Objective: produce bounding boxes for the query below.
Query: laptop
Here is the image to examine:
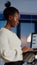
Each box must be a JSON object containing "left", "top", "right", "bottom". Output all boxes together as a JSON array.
[
  {"left": 31, "top": 33, "right": 37, "bottom": 52},
  {"left": 23, "top": 33, "right": 37, "bottom": 62}
]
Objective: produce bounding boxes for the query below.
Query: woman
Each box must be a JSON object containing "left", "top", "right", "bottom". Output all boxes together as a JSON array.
[
  {"left": 0, "top": 1, "right": 33, "bottom": 65},
  {"left": 0, "top": 1, "right": 23, "bottom": 65}
]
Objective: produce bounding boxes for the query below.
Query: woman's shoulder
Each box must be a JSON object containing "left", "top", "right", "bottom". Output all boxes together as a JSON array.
[{"left": 0, "top": 28, "right": 10, "bottom": 36}]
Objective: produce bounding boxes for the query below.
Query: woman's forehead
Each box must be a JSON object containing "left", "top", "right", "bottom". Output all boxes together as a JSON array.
[{"left": 14, "top": 12, "right": 20, "bottom": 17}]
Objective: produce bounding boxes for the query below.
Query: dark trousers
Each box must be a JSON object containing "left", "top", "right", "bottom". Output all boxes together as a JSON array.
[{"left": 4, "top": 61, "right": 24, "bottom": 65}]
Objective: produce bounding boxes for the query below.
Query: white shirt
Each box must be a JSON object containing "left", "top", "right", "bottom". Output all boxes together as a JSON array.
[{"left": 0, "top": 28, "right": 23, "bottom": 62}]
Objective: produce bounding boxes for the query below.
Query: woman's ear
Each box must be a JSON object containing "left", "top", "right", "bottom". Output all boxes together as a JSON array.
[{"left": 8, "top": 16, "right": 13, "bottom": 20}]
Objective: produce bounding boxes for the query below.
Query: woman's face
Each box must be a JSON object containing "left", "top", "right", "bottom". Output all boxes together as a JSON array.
[{"left": 8, "top": 12, "right": 20, "bottom": 27}]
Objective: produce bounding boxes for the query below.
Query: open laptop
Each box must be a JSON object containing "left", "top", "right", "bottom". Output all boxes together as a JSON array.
[
  {"left": 23, "top": 33, "right": 37, "bottom": 62},
  {"left": 31, "top": 33, "right": 37, "bottom": 51}
]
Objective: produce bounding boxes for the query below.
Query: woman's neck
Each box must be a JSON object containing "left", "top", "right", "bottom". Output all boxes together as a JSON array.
[{"left": 5, "top": 22, "right": 11, "bottom": 30}]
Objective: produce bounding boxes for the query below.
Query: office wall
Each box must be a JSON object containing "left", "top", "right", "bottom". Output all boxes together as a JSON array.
[{"left": 0, "top": 0, "right": 37, "bottom": 14}]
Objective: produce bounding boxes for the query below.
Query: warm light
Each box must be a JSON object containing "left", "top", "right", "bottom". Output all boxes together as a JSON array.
[
  {"left": 35, "top": 55, "right": 37, "bottom": 59},
  {"left": 27, "top": 34, "right": 31, "bottom": 43}
]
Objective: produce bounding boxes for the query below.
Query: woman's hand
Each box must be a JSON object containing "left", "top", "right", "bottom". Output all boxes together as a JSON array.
[{"left": 22, "top": 46, "right": 33, "bottom": 53}]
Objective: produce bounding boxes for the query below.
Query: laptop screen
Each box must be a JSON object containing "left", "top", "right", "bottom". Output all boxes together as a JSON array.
[{"left": 31, "top": 33, "right": 37, "bottom": 49}]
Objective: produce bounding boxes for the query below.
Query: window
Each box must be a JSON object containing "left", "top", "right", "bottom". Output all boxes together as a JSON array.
[{"left": 20, "top": 23, "right": 35, "bottom": 48}]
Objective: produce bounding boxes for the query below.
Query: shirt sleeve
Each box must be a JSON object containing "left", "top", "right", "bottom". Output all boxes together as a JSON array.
[{"left": 0, "top": 31, "right": 16, "bottom": 61}]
